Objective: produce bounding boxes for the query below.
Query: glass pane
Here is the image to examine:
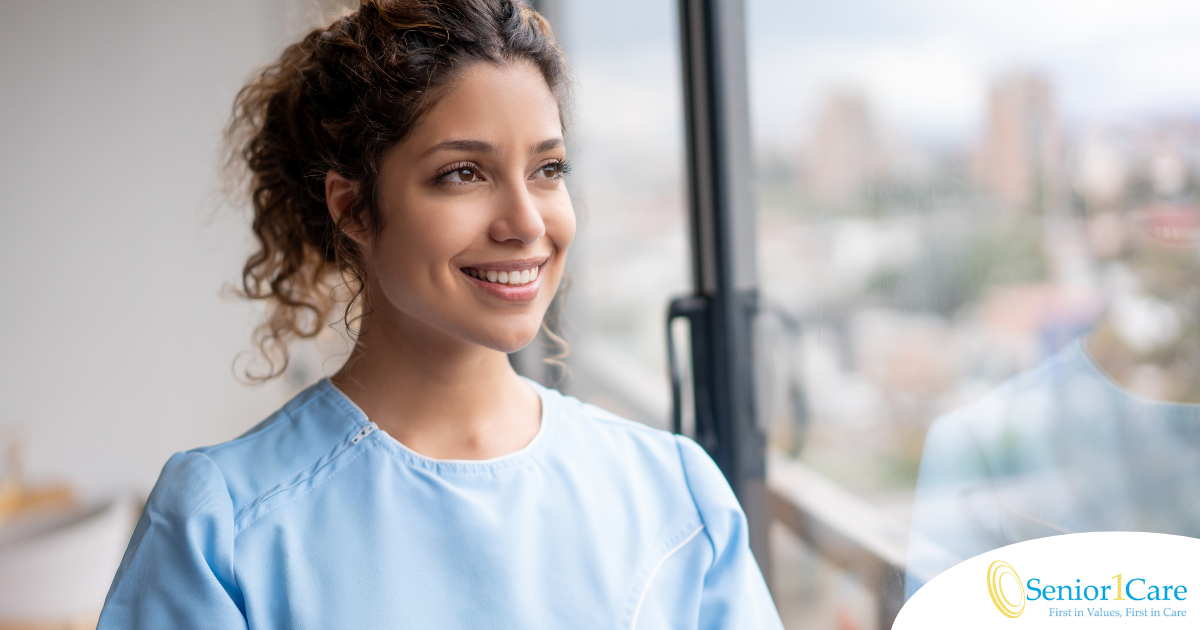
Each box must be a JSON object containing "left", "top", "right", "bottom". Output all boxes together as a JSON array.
[
  {"left": 746, "top": 0, "right": 1200, "bottom": 625},
  {"left": 550, "top": 0, "right": 689, "bottom": 428}
]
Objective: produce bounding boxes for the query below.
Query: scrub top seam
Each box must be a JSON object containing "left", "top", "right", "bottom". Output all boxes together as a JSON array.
[
  {"left": 223, "top": 385, "right": 371, "bottom": 514},
  {"left": 230, "top": 415, "right": 347, "bottom": 515},
  {"left": 234, "top": 435, "right": 378, "bottom": 536},
  {"left": 627, "top": 523, "right": 706, "bottom": 630},
  {"left": 672, "top": 435, "right": 718, "bottom": 567}
]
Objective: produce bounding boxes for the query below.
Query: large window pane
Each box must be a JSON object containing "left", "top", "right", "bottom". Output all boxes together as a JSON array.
[
  {"left": 747, "top": 0, "right": 1200, "bottom": 626},
  {"left": 551, "top": 0, "right": 689, "bottom": 428}
]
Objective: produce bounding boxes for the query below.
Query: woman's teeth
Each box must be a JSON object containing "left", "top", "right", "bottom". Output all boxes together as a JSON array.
[{"left": 466, "top": 266, "right": 539, "bottom": 286}]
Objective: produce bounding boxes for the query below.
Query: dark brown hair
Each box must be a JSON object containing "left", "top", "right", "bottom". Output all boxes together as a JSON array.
[{"left": 227, "top": 0, "right": 567, "bottom": 380}]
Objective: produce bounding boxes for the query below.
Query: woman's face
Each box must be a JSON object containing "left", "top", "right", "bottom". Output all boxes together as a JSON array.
[{"left": 359, "top": 61, "right": 574, "bottom": 353}]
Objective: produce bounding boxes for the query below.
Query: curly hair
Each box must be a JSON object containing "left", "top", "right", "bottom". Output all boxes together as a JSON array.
[{"left": 226, "top": 0, "right": 567, "bottom": 381}]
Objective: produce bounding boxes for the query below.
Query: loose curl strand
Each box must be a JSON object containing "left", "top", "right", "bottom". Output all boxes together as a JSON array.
[{"left": 225, "top": 0, "right": 567, "bottom": 381}]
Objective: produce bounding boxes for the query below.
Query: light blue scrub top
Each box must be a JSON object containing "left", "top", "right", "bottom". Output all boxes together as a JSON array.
[{"left": 98, "top": 379, "right": 783, "bottom": 629}]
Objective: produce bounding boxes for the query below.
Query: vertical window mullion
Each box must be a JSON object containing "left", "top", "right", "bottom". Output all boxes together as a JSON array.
[{"left": 674, "top": 0, "right": 768, "bottom": 576}]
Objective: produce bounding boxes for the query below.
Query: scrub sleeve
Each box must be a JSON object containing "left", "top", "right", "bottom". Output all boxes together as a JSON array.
[
  {"left": 99, "top": 452, "right": 247, "bottom": 629},
  {"left": 677, "top": 436, "right": 783, "bottom": 630}
]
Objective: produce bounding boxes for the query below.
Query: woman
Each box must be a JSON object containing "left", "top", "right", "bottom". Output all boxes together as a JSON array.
[{"left": 98, "top": 1, "right": 782, "bottom": 628}]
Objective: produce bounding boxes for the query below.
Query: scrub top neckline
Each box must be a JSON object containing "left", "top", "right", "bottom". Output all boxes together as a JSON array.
[
  {"left": 1075, "top": 337, "right": 1200, "bottom": 411},
  {"left": 321, "top": 376, "right": 553, "bottom": 472}
]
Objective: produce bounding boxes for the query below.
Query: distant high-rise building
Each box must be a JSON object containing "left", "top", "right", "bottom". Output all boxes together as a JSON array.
[
  {"left": 977, "top": 73, "right": 1065, "bottom": 212},
  {"left": 804, "top": 91, "right": 884, "bottom": 203}
]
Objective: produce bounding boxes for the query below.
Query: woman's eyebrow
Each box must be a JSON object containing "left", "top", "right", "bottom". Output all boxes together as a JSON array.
[
  {"left": 422, "top": 139, "right": 498, "bottom": 157},
  {"left": 530, "top": 138, "right": 564, "bottom": 154},
  {"left": 421, "top": 138, "right": 563, "bottom": 158}
]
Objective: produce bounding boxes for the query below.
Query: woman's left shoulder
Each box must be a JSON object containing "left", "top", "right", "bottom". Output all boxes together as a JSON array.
[
  {"left": 542, "top": 386, "right": 677, "bottom": 458},
  {"left": 539, "top": 386, "right": 739, "bottom": 513}
]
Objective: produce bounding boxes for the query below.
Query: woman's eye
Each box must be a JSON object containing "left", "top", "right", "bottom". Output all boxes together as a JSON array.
[
  {"left": 535, "top": 163, "right": 563, "bottom": 179},
  {"left": 446, "top": 167, "right": 479, "bottom": 183}
]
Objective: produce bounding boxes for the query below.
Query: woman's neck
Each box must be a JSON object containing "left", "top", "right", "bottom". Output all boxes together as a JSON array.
[
  {"left": 330, "top": 307, "right": 542, "bottom": 460},
  {"left": 1086, "top": 318, "right": 1200, "bottom": 404}
]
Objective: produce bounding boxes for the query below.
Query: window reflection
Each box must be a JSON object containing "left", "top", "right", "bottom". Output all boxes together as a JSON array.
[
  {"left": 747, "top": 0, "right": 1200, "bottom": 623},
  {"left": 907, "top": 123, "right": 1200, "bottom": 596}
]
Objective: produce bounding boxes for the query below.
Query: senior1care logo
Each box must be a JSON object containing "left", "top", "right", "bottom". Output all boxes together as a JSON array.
[
  {"left": 988, "top": 561, "right": 1026, "bottom": 618},
  {"left": 894, "top": 533, "right": 1200, "bottom": 629}
]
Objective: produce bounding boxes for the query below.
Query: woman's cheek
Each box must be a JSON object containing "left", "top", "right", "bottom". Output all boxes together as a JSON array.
[{"left": 547, "top": 200, "right": 577, "bottom": 250}]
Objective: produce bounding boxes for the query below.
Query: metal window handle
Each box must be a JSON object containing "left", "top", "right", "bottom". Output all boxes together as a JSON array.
[{"left": 666, "top": 295, "right": 710, "bottom": 437}]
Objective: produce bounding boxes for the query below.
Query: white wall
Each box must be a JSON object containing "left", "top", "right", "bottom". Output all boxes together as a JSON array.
[{"left": 0, "top": 0, "right": 350, "bottom": 496}]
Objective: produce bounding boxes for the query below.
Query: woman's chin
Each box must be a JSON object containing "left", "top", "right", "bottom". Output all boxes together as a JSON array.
[{"left": 466, "top": 325, "right": 543, "bottom": 355}]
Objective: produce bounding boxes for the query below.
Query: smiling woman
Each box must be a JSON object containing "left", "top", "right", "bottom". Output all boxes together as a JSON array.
[
  {"left": 94, "top": 1, "right": 782, "bottom": 628},
  {"left": 321, "top": 59, "right": 575, "bottom": 460}
]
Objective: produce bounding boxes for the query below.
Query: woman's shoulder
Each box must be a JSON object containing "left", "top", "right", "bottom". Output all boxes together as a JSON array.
[
  {"left": 539, "top": 384, "right": 681, "bottom": 465},
  {"left": 537, "top": 385, "right": 743, "bottom": 521},
  {"left": 150, "top": 379, "right": 368, "bottom": 522}
]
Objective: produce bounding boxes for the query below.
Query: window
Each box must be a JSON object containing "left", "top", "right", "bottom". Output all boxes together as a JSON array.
[
  {"left": 544, "top": 0, "right": 1200, "bottom": 627},
  {"left": 747, "top": 0, "right": 1200, "bottom": 627}
]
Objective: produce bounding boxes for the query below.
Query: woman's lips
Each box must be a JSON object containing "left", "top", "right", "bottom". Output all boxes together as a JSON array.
[{"left": 461, "top": 265, "right": 543, "bottom": 303}]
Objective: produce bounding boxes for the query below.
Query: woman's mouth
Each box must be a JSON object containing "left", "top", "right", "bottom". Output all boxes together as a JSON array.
[
  {"left": 459, "top": 262, "right": 545, "bottom": 303},
  {"left": 462, "top": 265, "right": 539, "bottom": 286}
]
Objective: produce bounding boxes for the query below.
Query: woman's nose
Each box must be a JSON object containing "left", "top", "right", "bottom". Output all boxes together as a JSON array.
[{"left": 489, "top": 181, "right": 546, "bottom": 247}]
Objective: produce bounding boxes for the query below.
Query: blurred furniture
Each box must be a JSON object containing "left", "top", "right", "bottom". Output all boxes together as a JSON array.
[
  {"left": 0, "top": 439, "right": 137, "bottom": 630},
  {"left": 0, "top": 495, "right": 136, "bottom": 630}
]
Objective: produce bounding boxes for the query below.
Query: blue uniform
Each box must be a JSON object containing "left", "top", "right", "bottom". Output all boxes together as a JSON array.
[{"left": 99, "top": 379, "right": 783, "bottom": 629}]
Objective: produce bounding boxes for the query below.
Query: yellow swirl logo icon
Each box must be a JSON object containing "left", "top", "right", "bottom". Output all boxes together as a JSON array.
[{"left": 988, "top": 560, "right": 1026, "bottom": 618}]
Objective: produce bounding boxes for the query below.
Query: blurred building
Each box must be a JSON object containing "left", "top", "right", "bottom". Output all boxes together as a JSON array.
[
  {"left": 976, "top": 73, "right": 1066, "bottom": 213},
  {"left": 804, "top": 91, "right": 885, "bottom": 203}
]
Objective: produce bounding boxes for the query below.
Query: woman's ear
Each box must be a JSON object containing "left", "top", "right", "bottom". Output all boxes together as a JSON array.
[{"left": 325, "top": 170, "right": 371, "bottom": 247}]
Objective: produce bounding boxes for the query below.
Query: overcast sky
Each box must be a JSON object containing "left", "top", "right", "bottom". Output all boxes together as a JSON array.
[
  {"left": 746, "top": 0, "right": 1200, "bottom": 148},
  {"left": 561, "top": 0, "right": 1200, "bottom": 153}
]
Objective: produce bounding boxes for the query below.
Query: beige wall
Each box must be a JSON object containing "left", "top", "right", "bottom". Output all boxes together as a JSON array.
[{"left": 0, "top": 0, "right": 352, "bottom": 496}]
